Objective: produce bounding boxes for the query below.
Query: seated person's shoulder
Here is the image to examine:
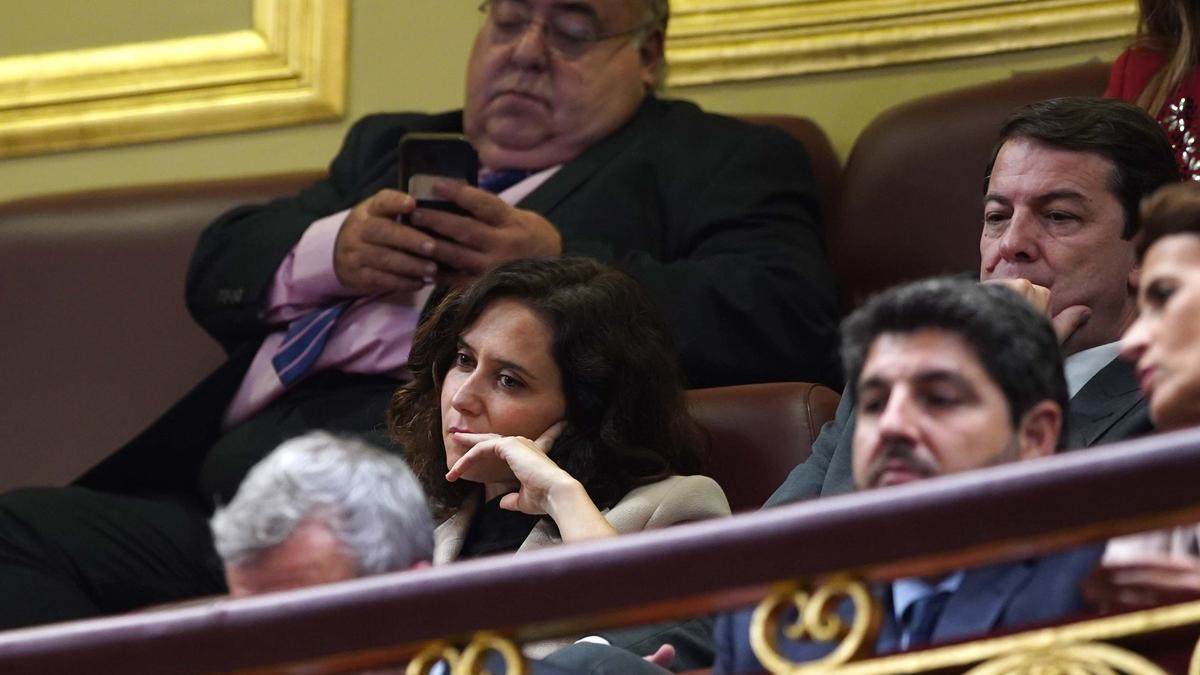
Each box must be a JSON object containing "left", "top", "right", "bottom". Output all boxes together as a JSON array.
[
  {"left": 1116, "top": 46, "right": 1169, "bottom": 70},
  {"left": 643, "top": 98, "right": 809, "bottom": 159},
  {"left": 336, "top": 110, "right": 466, "bottom": 162},
  {"left": 618, "top": 474, "right": 731, "bottom": 528}
]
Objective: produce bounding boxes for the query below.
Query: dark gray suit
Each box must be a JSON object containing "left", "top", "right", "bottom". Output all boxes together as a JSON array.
[{"left": 766, "top": 355, "right": 1151, "bottom": 505}]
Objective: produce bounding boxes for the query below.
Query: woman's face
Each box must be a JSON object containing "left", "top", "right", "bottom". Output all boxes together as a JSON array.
[
  {"left": 440, "top": 298, "right": 567, "bottom": 470},
  {"left": 1120, "top": 234, "right": 1200, "bottom": 430}
]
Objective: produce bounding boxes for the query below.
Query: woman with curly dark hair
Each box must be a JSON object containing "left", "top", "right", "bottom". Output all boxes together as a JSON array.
[{"left": 388, "top": 257, "right": 729, "bottom": 562}]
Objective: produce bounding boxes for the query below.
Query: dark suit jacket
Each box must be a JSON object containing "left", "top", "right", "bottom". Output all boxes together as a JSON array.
[
  {"left": 77, "top": 96, "right": 838, "bottom": 501},
  {"left": 711, "top": 545, "right": 1104, "bottom": 674},
  {"left": 766, "top": 355, "right": 1151, "bottom": 505}
]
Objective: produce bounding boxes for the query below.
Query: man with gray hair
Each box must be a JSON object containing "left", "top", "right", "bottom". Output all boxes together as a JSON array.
[{"left": 212, "top": 432, "right": 433, "bottom": 597}]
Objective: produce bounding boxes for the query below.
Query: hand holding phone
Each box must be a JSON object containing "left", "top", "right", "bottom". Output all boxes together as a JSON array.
[
  {"left": 395, "top": 132, "right": 561, "bottom": 285},
  {"left": 398, "top": 133, "right": 479, "bottom": 229},
  {"left": 333, "top": 189, "right": 430, "bottom": 293}
]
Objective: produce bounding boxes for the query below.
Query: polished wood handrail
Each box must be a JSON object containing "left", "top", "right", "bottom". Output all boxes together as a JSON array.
[{"left": 3, "top": 427, "right": 1200, "bottom": 674}]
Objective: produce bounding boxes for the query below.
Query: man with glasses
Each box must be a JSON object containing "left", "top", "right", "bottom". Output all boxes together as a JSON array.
[{"left": 0, "top": 0, "right": 836, "bottom": 630}]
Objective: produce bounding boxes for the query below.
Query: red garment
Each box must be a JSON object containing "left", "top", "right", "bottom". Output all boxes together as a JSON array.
[{"left": 1106, "top": 47, "right": 1200, "bottom": 180}]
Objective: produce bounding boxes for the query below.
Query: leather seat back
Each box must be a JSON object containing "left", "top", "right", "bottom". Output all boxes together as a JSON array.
[
  {"left": 0, "top": 172, "right": 322, "bottom": 490},
  {"left": 830, "top": 62, "right": 1111, "bottom": 310},
  {"left": 688, "top": 382, "right": 840, "bottom": 512}
]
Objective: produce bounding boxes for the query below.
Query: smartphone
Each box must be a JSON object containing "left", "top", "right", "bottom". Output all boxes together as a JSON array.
[{"left": 397, "top": 132, "right": 479, "bottom": 228}]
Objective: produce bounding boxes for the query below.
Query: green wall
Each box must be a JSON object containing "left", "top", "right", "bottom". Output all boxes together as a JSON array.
[{"left": 0, "top": 1, "right": 1125, "bottom": 203}]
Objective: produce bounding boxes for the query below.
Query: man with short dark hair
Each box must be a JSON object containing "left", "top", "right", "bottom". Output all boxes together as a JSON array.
[
  {"left": 551, "top": 278, "right": 1101, "bottom": 674},
  {"left": 0, "top": 0, "right": 837, "bottom": 630},
  {"left": 768, "top": 96, "right": 1177, "bottom": 503},
  {"left": 712, "top": 278, "right": 1100, "bottom": 673}
]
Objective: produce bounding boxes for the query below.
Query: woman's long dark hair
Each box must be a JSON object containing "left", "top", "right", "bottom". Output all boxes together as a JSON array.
[{"left": 387, "top": 257, "right": 702, "bottom": 517}]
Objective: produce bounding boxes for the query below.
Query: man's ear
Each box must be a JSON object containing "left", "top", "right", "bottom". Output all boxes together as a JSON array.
[
  {"left": 1129, "top": 259, "right": 1142, "bottom": 295},
  {"left": 638, "top": 28, "right": 665, "bottom": 90},
  {"left": 1016, "top": 400, "right": 1063, "bottom": 460}
]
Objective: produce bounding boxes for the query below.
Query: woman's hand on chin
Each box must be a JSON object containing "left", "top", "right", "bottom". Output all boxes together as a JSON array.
[
  {"left": 445, "top": 422, "right": 568, "bottom": 506},
  {"left": 446, "top": 423, "right": 617, "bottom": 542}
]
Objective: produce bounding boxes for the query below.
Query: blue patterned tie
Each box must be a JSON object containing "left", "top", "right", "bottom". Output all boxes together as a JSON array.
[{"left": 271, "top": 301, "right": 350, "bottom": 386}]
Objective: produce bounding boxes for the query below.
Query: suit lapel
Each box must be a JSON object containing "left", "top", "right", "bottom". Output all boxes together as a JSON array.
[
  {"left": 515, "top": 98, "right": 657, "bottom": 216},
  {"left": 874, "top": 586, "right": 902, "bottom": 654},
  {"left": 435, "top": 495, "right": 561, "bottom": 561},
  {"left": 517, "top": 519, "right": 561, "bottom": 552},
  {"left": 932, "top": 561, "right": 1033, "bottom": 643},
  {"left": 820, "top": 430, "right": 857, "bottom": 496},
  {"left": 1067, "top": 356, "right": 1146, "bottom": 449},
  {"left": 432, "top": 492, "right": 478, "bottom": 565}
]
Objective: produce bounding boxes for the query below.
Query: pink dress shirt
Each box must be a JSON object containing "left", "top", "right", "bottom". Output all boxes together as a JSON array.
[{"left": 222, "top": 166, "right": 561, "bottom": 429}]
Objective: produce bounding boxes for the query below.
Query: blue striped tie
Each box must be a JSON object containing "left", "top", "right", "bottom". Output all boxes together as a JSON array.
[{"left": 271, "top": 301, "right": 350, "bottom": 386}]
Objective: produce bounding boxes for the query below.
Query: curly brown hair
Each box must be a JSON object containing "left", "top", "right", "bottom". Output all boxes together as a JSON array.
[{"left": 387, "top": 257, "right": 703, "bottom": 517}]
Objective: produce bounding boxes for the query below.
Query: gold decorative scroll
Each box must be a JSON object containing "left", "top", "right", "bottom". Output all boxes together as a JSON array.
[
  {"left": 750, "top": 575, "right": 881, "bottom": 673},
  {"left": 664, "top": 0, "right": 1136, "bottom": 86},
  {"left": 0, "top": 0, "right": 347, "bottom": 158},
  {"left": 407, "top": 640, "right": 461, "bottom": 675},
  {"left": 405, "top": 631, "right": 527, "bottom": 675}
]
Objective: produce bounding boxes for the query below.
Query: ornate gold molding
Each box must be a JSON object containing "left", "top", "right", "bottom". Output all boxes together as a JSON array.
[
  {"left": 742, "top": 574, "right": 1200, "bottom": 675},
  {"left": 664, "top": 0, "right": 1136, "bottom": 86},
  {"left": 405, "top": 631, "right": 527, "bottom": 675},
  {"left": 0, "top": 0, "right": 347, "bottom": 158},
  {"left": 750, "top": 575, "right": 881, "bottom": 673}
]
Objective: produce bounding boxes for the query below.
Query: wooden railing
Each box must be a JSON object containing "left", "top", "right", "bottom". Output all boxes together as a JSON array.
[{"left": 4, "top": 427, "right": 1200, "bottom": 674}]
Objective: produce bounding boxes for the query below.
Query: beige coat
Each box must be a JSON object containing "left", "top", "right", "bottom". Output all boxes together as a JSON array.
[{"left": 432, "top": 474, "right": 730, "bottom": 565}]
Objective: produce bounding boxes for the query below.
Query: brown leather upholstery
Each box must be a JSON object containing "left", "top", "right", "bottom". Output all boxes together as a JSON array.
[
  {"left": 0, "top": 172, "right": 323, "bottom": 490},
  {"left": 830, "top": 62, "right": 1111, "bottom": 310},
  {"left": 688, "top": 382, "right": 840, "bottom": 512},
  {"left": 742, "top": 114, "right": 842, "bottom": 225}
]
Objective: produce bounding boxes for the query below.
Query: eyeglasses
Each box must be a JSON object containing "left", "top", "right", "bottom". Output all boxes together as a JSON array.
[{"left": 477, "top": 0, "right": 651, "bottom": 59}]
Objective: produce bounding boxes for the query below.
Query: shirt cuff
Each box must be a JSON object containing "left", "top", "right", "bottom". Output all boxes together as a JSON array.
[{"left": 289, "top": 209, "right": 353, "bottom": 299}]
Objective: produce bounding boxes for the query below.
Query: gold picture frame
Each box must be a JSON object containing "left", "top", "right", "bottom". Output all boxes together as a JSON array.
[
  {"left": 665, "top": 0, "right": 1136, "bottom": 87},
  {"left": 0, "top": 0, "right": 347, "bottom": 158}
]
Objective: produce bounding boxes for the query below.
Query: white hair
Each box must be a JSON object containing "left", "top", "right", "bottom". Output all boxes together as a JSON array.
[{"left": 211, "top": 432, "right": 433, "bottom": 575}]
